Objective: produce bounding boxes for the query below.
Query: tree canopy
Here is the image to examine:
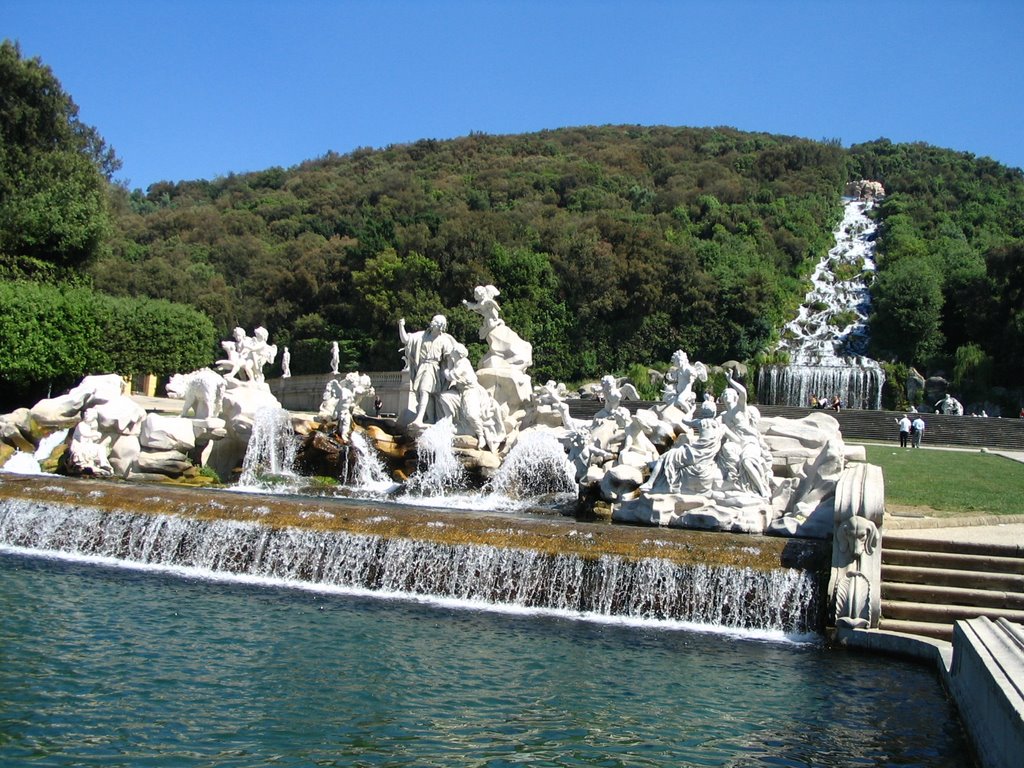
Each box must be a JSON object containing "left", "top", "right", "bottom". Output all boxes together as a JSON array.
[{"left": 0, "top": 40, "right": 119, "bottom": 274}]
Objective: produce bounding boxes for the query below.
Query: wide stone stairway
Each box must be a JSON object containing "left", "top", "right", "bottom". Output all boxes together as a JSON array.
[{"left": 879, "top": 534, "right": 1024, "bottom": 640}]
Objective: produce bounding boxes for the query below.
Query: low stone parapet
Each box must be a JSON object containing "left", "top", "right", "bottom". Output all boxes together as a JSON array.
[{"left": 948, "top": 617, "right": 1024, "bottom": 768}]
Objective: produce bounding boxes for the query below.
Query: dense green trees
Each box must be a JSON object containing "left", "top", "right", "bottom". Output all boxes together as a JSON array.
[
  {"left": 850, "top": 139, "right": 1024, "bottom": 389},
  {"left": 0, "top": 40, "right": 218, "bottom": 408},
  {"left": 0, "top": 281, "right": 215, "bottom": 405},
  {"left": 98, "top": 126, "right": 849, "bottom": 382},
  {"left": 0, "top": 40, "right": 118, "bottom": 274}
]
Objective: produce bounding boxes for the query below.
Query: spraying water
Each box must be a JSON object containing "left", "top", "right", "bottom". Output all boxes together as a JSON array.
[
  {"left": 238, "top": 407, "right": 298, "bottom": 487},
  {"left": 488, "top": 430, "right": 575, "bottom": 498},
  {"left": 404, "top": 418, "right": 468, "bottom": 496},
  {"left": 1, "top": 428, "right": 69, "bottom": 475}
]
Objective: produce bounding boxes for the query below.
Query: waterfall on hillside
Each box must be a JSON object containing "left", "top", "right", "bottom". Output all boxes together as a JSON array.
[
  {"left": 0, "top": 499, "right": 821, "bottom": 634},
  {"left": 238, "top": 407, "right": 298, "bottom": 486},
  {"left": 758, "top": 197, "right": 885, "bottom": 408}
]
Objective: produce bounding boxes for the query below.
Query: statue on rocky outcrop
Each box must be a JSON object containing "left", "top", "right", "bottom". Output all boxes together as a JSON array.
[
  {"left": 936, "top": 393, "right": 963, "bottom": 415},
  {"left": 319, "top": 372, "right": 375, "bottom": 436},
  {"left": 166, "top": 369, "right": 227, "bottom": 419},
  {"left": 66, "top": 407, "right": 114, "bottom": 477},
  {"left": 662, "top": 349, "right": 707, "bottom": 415},
  {"left": 463, "top": 285, "right": 532, "bottom": 371},
  {"left": 399, "top": 315, "right": 458, "bottom": 427},
  {"left": 441, "top": 343, "right": 505, "bottom": 452},
  {"left": 216, "top": 327, "right": 277, "bottom": 384}
]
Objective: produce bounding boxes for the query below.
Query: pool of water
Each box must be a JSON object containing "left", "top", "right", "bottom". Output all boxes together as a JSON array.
[{"left": 0, "top": 550, "right": 973, "bottom": 767}]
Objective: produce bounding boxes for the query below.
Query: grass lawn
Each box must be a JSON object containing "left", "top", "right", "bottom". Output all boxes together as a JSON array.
[{"left": 862, "top": 444, "right": 1024, "bottom": 518}]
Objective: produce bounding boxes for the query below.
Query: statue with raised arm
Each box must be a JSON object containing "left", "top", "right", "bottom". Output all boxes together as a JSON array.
[
  {"left": 717, "top": 369, "right": 772, "bottom": 498},
  {"left": 399, "top": 315, "right": 457, "bottom": 426},
  {"left": 662, "top": 349, "right": 707, "bottom": 416},
  {"left": 463, "top": 285, "right": 532, "bottom": 371}
]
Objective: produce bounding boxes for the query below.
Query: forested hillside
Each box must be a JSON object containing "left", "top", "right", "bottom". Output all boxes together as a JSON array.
[
  {"left": 94, "top": 126, "right": 850, "bottom": 380},
  {"left": 3, "top": 40, "right": 1023, "bottom": 407}
]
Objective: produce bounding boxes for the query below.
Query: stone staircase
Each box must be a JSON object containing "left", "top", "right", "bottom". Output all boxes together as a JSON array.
[{"left": 879, "top": 535, "right": 1024, "bottom": 640}]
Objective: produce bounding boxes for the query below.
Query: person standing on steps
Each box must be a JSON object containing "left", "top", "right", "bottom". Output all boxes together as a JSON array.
[
  {"left": 911, "top": 415, "right": 925, "bottom": 448},
  {"left": 896, "top": 414, "right": 911, "bottom": 448}
]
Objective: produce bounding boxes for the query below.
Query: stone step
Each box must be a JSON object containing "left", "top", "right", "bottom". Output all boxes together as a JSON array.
[
  {"left": 881, "top": 548, "right": 1024, "bottom": 574},
  {"left": 882, "top": 582, "right": 1024, "bottom": 611},
  {"left": 877, "top": 618, "right": 954, "bottom": 641},
  {"left": 881, "top": 599, "right": 1024, "bottom": 626},
  {"left": 883, "top": 536, "right": 1024, "bottom": 559},
  {"left": 881, "top": 564, "right": 1024, "bottom": 592}
]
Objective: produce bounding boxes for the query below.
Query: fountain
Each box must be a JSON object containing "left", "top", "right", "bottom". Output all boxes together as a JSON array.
[
  {"left": 236, "top": 406, "right": 298, "bottom": 487},
  {"left": 0, "top": 284, "right": 888, "bottom": 639},
  {"left": 757, "top": 185, "right": 886, "bottom": 408}
]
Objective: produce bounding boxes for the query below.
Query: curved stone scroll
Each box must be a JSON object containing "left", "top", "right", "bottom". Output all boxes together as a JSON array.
[{"left": 828, "top": 462, "right": 885, "bottom": 629}]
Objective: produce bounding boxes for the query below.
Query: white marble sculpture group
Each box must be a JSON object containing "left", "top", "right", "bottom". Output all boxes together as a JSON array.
[{"left": 0, "top": 285, "right": 877, "bottom": 547}]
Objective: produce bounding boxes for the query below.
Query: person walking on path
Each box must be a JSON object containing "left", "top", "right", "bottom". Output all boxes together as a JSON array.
[
  {"left": 911, "top": 415, "right": 925, "bottom": 448},
  {"left": 896, "top": 414, "right": 911, "bottom": 448}
]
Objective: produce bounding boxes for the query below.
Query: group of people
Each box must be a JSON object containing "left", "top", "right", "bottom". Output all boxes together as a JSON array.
[
  {"left": 809, "top": 394, "right": 842, "bottom": 411},
  {"left": 896, "top": 413, "right": 927, "bottom": 448}
]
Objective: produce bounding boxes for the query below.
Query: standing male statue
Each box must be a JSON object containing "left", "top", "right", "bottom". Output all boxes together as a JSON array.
[{"left": 399, "top": 315, "right": 457, "bottom": 427}]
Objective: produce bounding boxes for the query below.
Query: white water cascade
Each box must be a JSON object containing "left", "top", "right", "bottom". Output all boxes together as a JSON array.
[
  {"left": 758, "top": 198, "right": 885, "bottom": 408},
  {"left": 488, "top": 430, "right": 576, "bottom": 498},
  {"left": 404, "top": 418, "right": 468, "bottom": 496},
  {"left": 238, "top": 407, "right": 298, "bottom": 487},
  {"left": 0, "top": 498, "right": 821, "bottom": 634}
]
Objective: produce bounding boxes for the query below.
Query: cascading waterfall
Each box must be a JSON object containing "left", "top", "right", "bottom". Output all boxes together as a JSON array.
[
  {"left": 0, "top": 428, "right": 69, "bottom": 475},
  {"left": 758, "top": 197, "right": 885, "bottom": 408},
  {"left": 404, "top": 417, "right": 468, "bottom": 496},
  {"left": 341, "top": 430, "right": 392, "bottom": 488},
  {"left": 238, "top": 406, "right": 298, "bottom": 486},
  {"left": 0, "top": 498, "right": 820, "bottom": 634},
  {"left": 488, "top": 430, "right": 576, "bottom": 498}
]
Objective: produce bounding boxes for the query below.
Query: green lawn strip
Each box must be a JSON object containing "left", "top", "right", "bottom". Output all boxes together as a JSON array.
[{"left": 862, "top": 444, "right": 1024, "bottom": 517}]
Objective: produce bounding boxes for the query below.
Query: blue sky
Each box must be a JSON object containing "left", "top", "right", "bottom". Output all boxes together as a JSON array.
[{"left": 7, "top": 1, "right": 1023, "bottom": 190}]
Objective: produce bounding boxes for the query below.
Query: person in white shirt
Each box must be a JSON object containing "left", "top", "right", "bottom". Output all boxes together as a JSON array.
[
  {"left": 911, "top": 416, "right": 925, "bottom": 448},
  {"left": 896, "top": 415, "right": 911, "bottom": 448}
]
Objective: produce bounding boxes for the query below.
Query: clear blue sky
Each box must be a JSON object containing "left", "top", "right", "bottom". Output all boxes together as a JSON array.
[{"left": 7, "top": 1, "right": 1023, "bottom": 191}]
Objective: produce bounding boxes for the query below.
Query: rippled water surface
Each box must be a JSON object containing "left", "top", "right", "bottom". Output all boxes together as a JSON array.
[{"left": 0, "top": 551, "right": 972, "bottom": 767}]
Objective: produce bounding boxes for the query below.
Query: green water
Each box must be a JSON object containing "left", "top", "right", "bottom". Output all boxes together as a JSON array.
[{"left": 0, "top": 551, "right": 972, "bottom": 767}]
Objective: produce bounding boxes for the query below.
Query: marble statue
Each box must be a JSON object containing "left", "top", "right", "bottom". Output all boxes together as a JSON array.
[
  {"left": 319, "top": 372, "right": 375, "bottom": 433},
  {"left": 330, "top": 342, "right": 340, "bottom": 375},
  {"left": 66, "top": 407, "right": 114, "bottom": 476},
  {"left": 463, "top": 285, "right": 532, "bottom": 370},
  {"left": 640, "top": 400, "right": 727, "bottom": 495},
  {"left": 216, "top": 327, "right": 277, "bottom": 384},
  {"left": 662, "top": 349, "right": 707, "bottom": 415},
  {"left": 717, "top": 370, "right": 772, "bottom": 499},
  {"left": 399, "top": 315, "right": 457, "bottom": 427},
  {"left": 281, "top": 347, "right": 291, "bottom": 378},
  {"left": 166, "top": 369, "right": 227, "bottom": 419},
  {"left": 441, "top": 343, "right": 505, "bottom": 452},
  {"left": 936, "top": 393, "right": 963, "bottom": 416}
]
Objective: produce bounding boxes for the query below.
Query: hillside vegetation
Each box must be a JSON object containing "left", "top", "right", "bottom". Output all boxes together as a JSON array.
[{"left": 2, "top": 41, "right": 1023, "bottom": 408}]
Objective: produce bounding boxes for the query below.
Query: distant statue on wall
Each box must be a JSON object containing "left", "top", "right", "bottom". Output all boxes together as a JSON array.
[
  {"left": 330, "top": 341, "right": 340, "bottom": 375},
  {"left": 281, "top": 347, "right": 291, "bottom": 378}
]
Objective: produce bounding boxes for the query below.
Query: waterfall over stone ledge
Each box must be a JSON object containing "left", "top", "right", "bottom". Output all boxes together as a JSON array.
[
  {"left": 758, "top": 195, "right": 885, "bottom": 408},
  {"left": 0, "top": 496, "right": 821, "bottom": 635}
]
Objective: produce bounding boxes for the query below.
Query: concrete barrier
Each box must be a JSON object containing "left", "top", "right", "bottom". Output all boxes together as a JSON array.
[{"left": 948, "top": 617, "right": 1024, "bottom": 768}]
